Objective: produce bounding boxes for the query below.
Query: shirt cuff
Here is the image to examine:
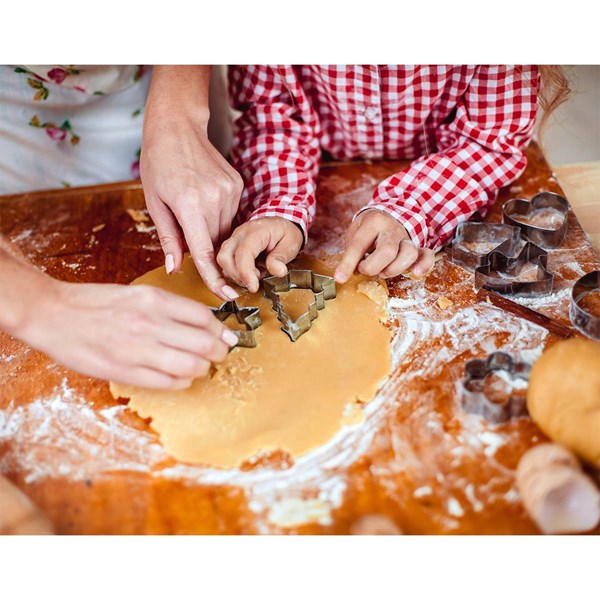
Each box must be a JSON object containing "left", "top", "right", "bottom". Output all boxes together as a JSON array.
[
  {"left": 353, "top": 204, "right": 429, "bottom": 248},
  {"left": 247, "top": 201, "right": 311, "bottom": 244}
]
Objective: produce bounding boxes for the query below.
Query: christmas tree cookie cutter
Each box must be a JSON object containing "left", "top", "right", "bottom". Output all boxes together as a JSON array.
[
  {"left": 210, "top": 301, "right": 262, "bottom": 348},
  {"left": 263, "top": 270, "right": 337, "bottom": 342},
  {"left": 460, "top": 352, "right": 531, "bottom": 424}
]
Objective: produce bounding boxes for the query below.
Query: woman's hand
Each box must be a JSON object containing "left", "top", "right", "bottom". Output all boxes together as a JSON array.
[
  {"left": 334, "top": 209, "right": 435, "bottom": 282},
  {"left": 13, "top": 278, "right": 238, "bottom": 390},
  {"left": 217, "top": 217, "right": 304, "bottom": 293},
  {"left": 140, "top": 66, "right": 242, "bottom": 301}
]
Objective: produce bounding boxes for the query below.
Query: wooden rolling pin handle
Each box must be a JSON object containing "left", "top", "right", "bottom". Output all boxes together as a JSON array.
[{"left": 516, "top": 444, "right": 600, "bottom": 534}]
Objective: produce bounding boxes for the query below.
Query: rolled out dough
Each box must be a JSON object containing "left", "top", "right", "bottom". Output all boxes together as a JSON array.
[{"left": 110, "top": 255, "right": 391, "bottom": 468}]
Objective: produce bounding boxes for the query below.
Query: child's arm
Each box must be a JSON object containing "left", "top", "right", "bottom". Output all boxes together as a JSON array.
[
  {"left": 218, "top": 66, "right": 321, "bottom": 290},
  {"left": 228, "top": 66, "right": 320, "bottom": 239},
  {"left": 355, "top": 65, "right": 539, "bottom": 252}
]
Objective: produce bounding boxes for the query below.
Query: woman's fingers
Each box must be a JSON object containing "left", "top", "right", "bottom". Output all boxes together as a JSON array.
[
  {"left": 149, "top": 197, "right": 185, "bottom": 274},
  {"left": 157, "top": 320, "right": 231, "bottom": 363},
  {"left": 177, "top": 216, "right": 235, "bottom": 301},
  {"left": 157, "top": 290, "right": 236, "bottom": 344},
  {"left": 111, "top": 365, "right": 193, "bottom": 390},
  {"left": 134, "top": 343, "right": 213, "bottom": 380}
]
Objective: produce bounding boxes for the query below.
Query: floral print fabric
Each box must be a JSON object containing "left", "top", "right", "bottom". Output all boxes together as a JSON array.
[{"left": 0, "top": 65, "right": 150, "bottom": 194}]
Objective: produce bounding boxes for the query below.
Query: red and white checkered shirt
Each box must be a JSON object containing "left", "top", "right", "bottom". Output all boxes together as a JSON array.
[{"left": 228, "top": 65, "right": 539, "bottom": 250}]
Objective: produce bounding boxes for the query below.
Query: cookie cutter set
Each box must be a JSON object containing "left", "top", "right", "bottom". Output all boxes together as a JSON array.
[
  {"left": 453, "top": 193, "right": 598, "bottom": 422},
  {"left": 450, "top": 192, "right": 600, "bottom": 337},
  {"left": 450, "top": 192, "right": 569, "bottom": 297},
  {"left": 211, "top": 270, "right": 337, "bottom": 348}
]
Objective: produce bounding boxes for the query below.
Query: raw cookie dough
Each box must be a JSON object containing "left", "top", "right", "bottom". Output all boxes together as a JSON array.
[
  {"left": 110, "top": 255, "right": 391, "bottom": 468},
  {"left": 527, "top": 338, "right": 600, "bottom": 467}
]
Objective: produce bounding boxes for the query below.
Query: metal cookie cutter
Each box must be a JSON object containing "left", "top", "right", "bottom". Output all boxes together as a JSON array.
[
  {"left": 450, "top": 222, "right": 522, "bottom": 270},
  {"left": 263, "top": 270, "right": 336, "bottom": 342},
  {"left": 474, "top": 241, "right": 553, "bottom": 297},
  {"left": 503, "top": 192, "right": 569, "bottom": 249},
  {"left": 210, "top": 301, "right": 262, "bottom": 348},
  {"left": 461, "top": 352, "right": 531, "bottom": 424},
  {"left": 570, "top": 271, "right": 600, "bottom": 340}
]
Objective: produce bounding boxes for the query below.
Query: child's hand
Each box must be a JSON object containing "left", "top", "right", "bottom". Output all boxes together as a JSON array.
[
  {"left": 334, "top": 209, "right": 435, "bottom": 282},
  {"left": 217, "top": 218, "right": 304, "bottom": 293}
]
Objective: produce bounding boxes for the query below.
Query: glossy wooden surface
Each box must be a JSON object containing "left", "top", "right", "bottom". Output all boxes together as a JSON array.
[{"left": 1, "top": 144, "right": 599, "bottom": 534}]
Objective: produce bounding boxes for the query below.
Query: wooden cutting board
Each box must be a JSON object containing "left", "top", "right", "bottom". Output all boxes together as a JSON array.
[{"left": 1, "top": 143, "right": 599, "bottom": 534}]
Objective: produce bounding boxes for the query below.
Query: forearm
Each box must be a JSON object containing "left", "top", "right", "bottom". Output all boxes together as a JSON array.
[
  {"left": 365, "top": 66, "right": 538, "bottom": 250},
  {"left": 231, "top": 110, "right": 321, "bottom": 237},
  {"left": 144, "top": 65, "right": 211, "bottom": 131},
  {"left": 0, "top": 240, "right": 56, "bottom": 338},
  {"left": 228, "top": 65, "right": 321, "bottom": 237}
]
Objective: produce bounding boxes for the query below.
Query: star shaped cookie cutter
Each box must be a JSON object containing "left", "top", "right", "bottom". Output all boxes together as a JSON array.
[
  {"left": 461, "top": 352, "right": 531, "bottom": 424},
  {"left": 474, "top": 241, "right": 553, "bottom": 297},
  {"left": 210, "top": 301, "right": 262, "bottom": 348},
  {"left": 263, "top": 270, "right": 337, "bottom": 342},
  {"left": 569, "top": 270, "right": 600, "bottom": 340},
  {"left": 503, "top": 192, "right": 569, "bottom": 249}
]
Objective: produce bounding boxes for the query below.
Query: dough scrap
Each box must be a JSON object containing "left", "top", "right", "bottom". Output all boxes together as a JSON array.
[
  {"left": 527, "top": 338, "right": 600, "bottom": 467},
  {"left": 110, "top": 255, "right": 391, "bottom": 468}
]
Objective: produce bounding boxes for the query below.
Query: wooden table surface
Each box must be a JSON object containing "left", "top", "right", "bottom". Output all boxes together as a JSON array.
[{"left": 1, "top": 143, "right": 599, "bottom": 535}]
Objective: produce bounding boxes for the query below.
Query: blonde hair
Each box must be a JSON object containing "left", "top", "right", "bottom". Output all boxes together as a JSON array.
[{"left": 536, "top": 65, "right": 571, "bottom": 134}]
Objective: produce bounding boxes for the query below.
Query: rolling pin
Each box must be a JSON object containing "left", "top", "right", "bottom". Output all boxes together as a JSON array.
[{"left": 516, "top": 444, "right": 600, "bottom": 534}]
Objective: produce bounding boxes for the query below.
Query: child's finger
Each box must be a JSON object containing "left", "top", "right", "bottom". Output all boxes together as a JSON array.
[
  {"left": 410, "top": 248, "right": 436, "bottom": 277},
  {"left": 265, "top": 235, "right": 301, "bottom": 277},
  {"left": 378, "top": 240, "right": 420, "bottom": 278},
  {"left": 234, "top": 233, "right": 269, "bottom": 293},
  {"left": 334, "top": 226, "right": 376, "bottom": 283},
  {"left": 357, "top": 234, "right": 401, "bottom": 277},
  {"left": 216, "top": 237, "right": 242, "bottom": 286}
]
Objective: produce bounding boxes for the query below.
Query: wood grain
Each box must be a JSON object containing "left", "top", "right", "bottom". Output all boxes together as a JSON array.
[{"left": 1, "top": 144, "right": 599, "bottom": 535}]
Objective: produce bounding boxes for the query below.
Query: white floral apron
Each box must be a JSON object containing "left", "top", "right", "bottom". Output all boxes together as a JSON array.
[{"left": 0, "top": 65, "right": 151, "bottom": 194}]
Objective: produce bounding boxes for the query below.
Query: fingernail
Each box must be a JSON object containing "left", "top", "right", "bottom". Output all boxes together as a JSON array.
[
  {"left": 222, "top": 329, "right": 239, "bottom": 347},
  {"left": 334, "top": 270, "right": 348, "bottom": 284},
  {"left": 165, "top": 254, "right": 175, "bottom": 275},
  {"left": 413, "top": 267, "right": 424, "bottom": 276},
  {"left": 222, "top": 285, "right": 239, "bottom": 300}
]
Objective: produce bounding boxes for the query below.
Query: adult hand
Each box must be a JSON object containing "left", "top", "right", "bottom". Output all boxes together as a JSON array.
[
  {"left": 334, "top": 209, "right": 435, "bottom": 283},
  {"left": 140, "top": 66, "right": 242, "bottom": 301},
  {"left": 17, "top": 279, "right": 238, "bottom": 390}
]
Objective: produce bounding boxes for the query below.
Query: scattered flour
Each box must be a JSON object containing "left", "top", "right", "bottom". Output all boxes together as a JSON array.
[
  {"left": 267, "top": 497, "right": 333, "bottom": 528},
  {"left": 0, "top": 254, "right": 553, "bottom": 531}
]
